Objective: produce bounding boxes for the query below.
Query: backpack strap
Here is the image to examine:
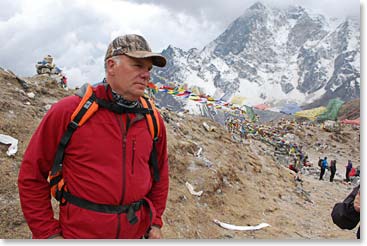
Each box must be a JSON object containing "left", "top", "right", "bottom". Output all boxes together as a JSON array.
[
  {"left": 49, "top": 84, "right": 98, "bottom": 204},
  {"left": 140, "top": 97, "right": 160, "bottom": 182},
  {"left": 140, "top": 97, "right": 160, "bottom": 140},
  {"left": 71, "top": 84, "right": 99, "bottom": 126}
]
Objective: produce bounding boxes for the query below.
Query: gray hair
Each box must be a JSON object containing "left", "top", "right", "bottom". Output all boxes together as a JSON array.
[{"left": 104, "top": 56, "right": 121, "bottom": 72}]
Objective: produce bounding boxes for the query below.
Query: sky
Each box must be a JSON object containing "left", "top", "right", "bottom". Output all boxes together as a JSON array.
[{"left": 0, "top": 0, "right": 361, "bottom": 88}]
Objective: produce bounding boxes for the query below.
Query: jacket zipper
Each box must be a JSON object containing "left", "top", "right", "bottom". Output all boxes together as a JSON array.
[
  {"left": 132, "top": 139, "right": 136, "bottom": 175},
  {"left": 116, "top": 115, "right": 127, "bottom": 239},
  {"left": 115, "top": 114, "right": 142, "bottom": 238}
]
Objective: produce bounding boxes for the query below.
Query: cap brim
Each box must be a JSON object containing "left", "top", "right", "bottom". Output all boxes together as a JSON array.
[{"left": 125, "top": 51, "right": 166, "bottom": 67}]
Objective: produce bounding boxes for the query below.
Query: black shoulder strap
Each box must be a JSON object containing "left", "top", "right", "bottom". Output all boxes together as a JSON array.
[
  {"left": 50, "top": 87, "right": 98, "bottom": 176},
  {"left": 96, "top": 98, "right": 151, "bottom": 114}
]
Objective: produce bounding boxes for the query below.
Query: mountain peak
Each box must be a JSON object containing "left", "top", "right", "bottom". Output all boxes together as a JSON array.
[
  {"left": 249, "top": 1, "right": 267, "bottom": 11},
  {"left": 153, "top": 2, "right": 360, "bottom": 109}
]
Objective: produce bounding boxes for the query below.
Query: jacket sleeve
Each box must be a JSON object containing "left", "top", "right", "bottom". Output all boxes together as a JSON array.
[
  {"left": 18, "top": 98, "right": 75, "bottom": 238},
  {"left": 331, "top": 185, "right": 360, "bottom": 230},
  {"left": 147, "top": 113, "right": 169, "bottom": 228}
]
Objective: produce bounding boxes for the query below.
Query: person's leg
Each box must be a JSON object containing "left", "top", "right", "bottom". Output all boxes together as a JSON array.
[
  {"left": 346, "top": 169, "right": 350, "bottom": 182},
  {"left": 330, "top": 171, "right": 335, "bottom": 182},
  {"left": 320, "top": 168, "right": 325, "bottom": 180}
]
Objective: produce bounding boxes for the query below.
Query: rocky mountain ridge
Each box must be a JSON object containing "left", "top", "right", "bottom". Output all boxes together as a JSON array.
[{"left": 152, "top": 2, "right": 360, "bottom": 111}]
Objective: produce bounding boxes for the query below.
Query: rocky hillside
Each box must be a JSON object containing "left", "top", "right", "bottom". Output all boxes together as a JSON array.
[{"left": 0, "top": 68, "right": 360, "bottom": 239}]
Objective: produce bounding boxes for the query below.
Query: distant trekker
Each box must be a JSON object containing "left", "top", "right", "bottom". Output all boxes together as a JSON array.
[
  {"left": 319, "top": 157, "right": 328, "bottom": 180},
  {"left": 329, "top": 159, "right": 337, "bottom": 182},
  {"left": 345, "top": 160, "right": 353, "bottom": 182}
]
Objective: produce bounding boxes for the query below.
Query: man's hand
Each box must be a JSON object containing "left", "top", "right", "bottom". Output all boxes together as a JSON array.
[
  {"left": 146, "top": 226, "right": 163, "bottom": 239},
  {"left": 354, "top": 190, "right": 360, "bottom": 213}
]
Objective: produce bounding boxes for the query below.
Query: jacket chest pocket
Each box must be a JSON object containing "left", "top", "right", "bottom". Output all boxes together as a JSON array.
[{"left": 128, "top": 128, "right": 153, "bottom": 177}]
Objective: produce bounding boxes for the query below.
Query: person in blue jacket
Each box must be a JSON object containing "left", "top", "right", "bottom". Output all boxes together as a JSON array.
[{"left": 319, "top": 157, "right": 328, "bottom": 180}]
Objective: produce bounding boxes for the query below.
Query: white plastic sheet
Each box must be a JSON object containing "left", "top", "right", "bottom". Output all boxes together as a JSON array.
[
  {"left": 213, "top": 219, "right": 270, "bottom": 231},
  {"left": 0, "top": 134, "right": 19, "bottom": 156},
  {"left": 185, "top": 181, "right": 203, "bottom": 196}
]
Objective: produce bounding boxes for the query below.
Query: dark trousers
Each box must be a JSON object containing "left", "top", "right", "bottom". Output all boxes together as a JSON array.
[
  {"left": 346, "top": 169, "right": 351, "bottom": 182},
  {"left": 320, "top": 168, "right": 325, "bottom": 180},
  {"left": 330, "top": 170, "right": 336, "bottom": 182}
]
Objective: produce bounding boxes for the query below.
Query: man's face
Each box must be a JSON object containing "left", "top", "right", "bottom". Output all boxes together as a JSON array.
[{"left": 106, "top": 55, "right": 153, "bottom": 101}]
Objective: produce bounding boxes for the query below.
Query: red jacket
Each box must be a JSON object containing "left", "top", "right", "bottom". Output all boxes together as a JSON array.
[{"left": 18, "top": 84, "right": 169, "bottom": 239}]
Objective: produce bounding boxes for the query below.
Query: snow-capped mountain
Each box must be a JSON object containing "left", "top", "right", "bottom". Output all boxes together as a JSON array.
[{"left": 151, "top": 2, "right": 360, "bottom": 110}]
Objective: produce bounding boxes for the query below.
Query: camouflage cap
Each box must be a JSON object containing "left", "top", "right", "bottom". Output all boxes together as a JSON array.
[{"left": 104, "top": 34, "right": 166, "bottom": 67}]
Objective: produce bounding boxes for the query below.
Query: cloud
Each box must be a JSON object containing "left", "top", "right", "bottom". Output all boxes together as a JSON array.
[
  {"left": 290, "top": 0, "right": 360, "bottom": 18},
  {"left": 1, "top": 0, "right": 113, "bottom": 87},
  {"left": 0, "top": 0, "right": 221, "bottom": 88},
  {"left": 130, "top": 0, "right": 360, "bottom": 24},
  {"left": 0, "top": 0, "right": 360, "bottom": 88}
]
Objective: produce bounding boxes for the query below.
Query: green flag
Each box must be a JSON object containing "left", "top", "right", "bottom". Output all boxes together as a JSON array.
[
  {"left": 317, "top": 98, "right": 344, "bottom": 122},
  {"left": 245, "top": 105, "right": 256, "bottom": 122}
]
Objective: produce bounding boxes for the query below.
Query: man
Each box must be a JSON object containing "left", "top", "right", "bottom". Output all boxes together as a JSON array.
[
  {"left": 18, "top": 34, "right": 169, "bottom": 239},
  {"left": 319, "top": 156, "right": 328, "bottom": 180},
  {"left": 329, "top": 159, "right": 337, "bottom": 182},
  {"left": 345, "top": 160, "right": 353, "bottom": 182},
  {"left": 331, "top": 185, "right": 360, "bottom": 239}
]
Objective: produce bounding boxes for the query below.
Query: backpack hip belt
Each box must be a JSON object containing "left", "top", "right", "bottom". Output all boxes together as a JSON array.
[{"left": 63, "top": 191, "right": 151, "bottom": 225}]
